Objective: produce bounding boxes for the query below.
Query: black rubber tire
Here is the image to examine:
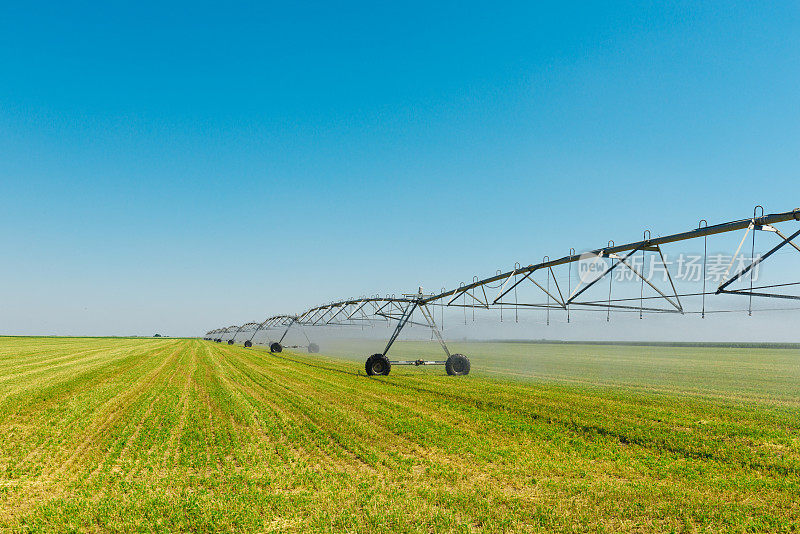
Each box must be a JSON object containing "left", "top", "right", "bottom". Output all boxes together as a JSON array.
[
  {"left": 445, "top": 354, "right": 471, "bottom": 376},
  {"left": 244, "top": 340, "right": 252, "bottom": 348},
  {"left": 308, "top": 343, "right": 319, "bottom": 353},
  {"left": 227, "top": 339, "right": 234, "bottom": 345},
  {"left": 270, "top": 342, "right": 283, "bottom": 353},
  {"left": 215, "top": 339, "right": 221, "bottom": 343},
  {"left": 365, "top": 354, "right": 391, "bottom": 376}
]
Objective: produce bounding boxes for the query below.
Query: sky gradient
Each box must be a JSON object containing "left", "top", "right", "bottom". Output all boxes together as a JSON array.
[{"left": 1, "top": 1, "right": 798, "bottom": 337}]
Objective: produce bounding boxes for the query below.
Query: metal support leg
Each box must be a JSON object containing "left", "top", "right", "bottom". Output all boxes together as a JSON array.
[
  {"left": 297, "top": 323, "right": 312, "bottom": 345},
  {"left": 278, "top": 320, "right": 294, "bottom": 344},
  {"left": 418, "top": 303, "right": 450, "bottom": 358},
  {"left": 381, "top": 301, "right": 417, "bottom": 356},
  {"left": 247, "top": 324, "right": 264, "bottom": 343}
]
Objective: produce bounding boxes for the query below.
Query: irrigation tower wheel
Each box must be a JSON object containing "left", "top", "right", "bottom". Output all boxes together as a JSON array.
[
  {"left": 270, "top": 342, "right": 283, "bottom": 353},
  {"left": 244, "top": 340, "right": 252, "bottom": 348},
  {"left": 445, "top": 354, "right": 471, "bottom": 376},
  {"left": 365, "top": 354, "right": 391, "bottom": 376}
]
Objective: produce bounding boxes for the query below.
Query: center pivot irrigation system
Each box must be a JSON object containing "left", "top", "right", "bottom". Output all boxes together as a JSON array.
[{"left": 205, "top": 207, "right": 800, "bottom": 377}]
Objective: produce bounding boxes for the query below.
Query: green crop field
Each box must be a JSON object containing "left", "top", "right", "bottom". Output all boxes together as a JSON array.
[{"left": 0, "top": 337, "right": 798, "bottom": 532}]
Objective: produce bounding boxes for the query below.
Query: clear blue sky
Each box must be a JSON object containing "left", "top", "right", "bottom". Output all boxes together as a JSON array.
[{"left": 1, "top": 1, "right": 798, "bottom": 336}]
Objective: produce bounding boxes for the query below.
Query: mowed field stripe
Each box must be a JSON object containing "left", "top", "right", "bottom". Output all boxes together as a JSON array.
[
  {"left": 1, "top": 342, "right": 185, "bottom": 512},
  {"left": 0, "top": 341, "right": 177, "bottom": 477}
]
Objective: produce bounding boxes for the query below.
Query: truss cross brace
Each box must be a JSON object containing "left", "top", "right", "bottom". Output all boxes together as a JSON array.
[{"left": 717, "top": 226, "right": 800, "bottom": 294}]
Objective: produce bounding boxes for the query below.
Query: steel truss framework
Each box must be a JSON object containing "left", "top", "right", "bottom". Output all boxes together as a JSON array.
[{"left": 206, "top": 207, "right": 800, "bottom": 375}]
